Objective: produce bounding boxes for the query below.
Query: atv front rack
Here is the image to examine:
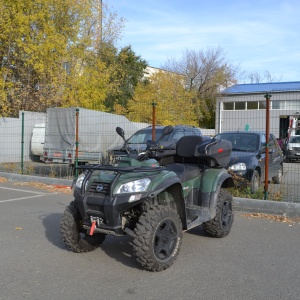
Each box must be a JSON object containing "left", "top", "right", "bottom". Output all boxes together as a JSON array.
[{"left": 75, "top": 164, "right": 164, "bottom": 173}]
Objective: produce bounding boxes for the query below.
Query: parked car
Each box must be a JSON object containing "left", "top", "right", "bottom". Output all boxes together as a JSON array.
[
  {"left": 286, "top": 135, "right": 300, "bottom": 162},
  {"left": 214, "top": 131, "right": 284, "bottom": 193},
  {"left": 108, "top": 125, "right": 207, "bottom": 162}
]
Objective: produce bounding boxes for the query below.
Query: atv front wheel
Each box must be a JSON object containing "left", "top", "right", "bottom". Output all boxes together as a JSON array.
[
  {"left": 133, "top": 205, "right": 182, "bottom": 272},
  {"left": 60, "top": 202, "right": 106, "bottom": 253},
  {"left": 202, "top": 188, "right": 234, "bottom": 238}
]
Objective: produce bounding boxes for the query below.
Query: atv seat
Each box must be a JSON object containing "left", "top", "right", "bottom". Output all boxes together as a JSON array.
[{"left": 166, "top": 135, "right": 204, "bottom": 181}]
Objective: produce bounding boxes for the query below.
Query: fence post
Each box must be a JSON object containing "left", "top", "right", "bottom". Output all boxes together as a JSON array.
[
  {"left": 75, "top": 108, "right": 79, "bottom": 178},
  {"left": 152, "top": 102, "right": 156, "bottom": 140},
  {"left": 21, "top": 111, "right": 25, "bottom": 175},
  {"left": 264, "top": 93, "right": 271, "bottom": 200}
]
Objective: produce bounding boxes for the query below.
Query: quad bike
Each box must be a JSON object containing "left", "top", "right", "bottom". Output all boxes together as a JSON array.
[{"left": 60, "top": 126, "right": 234, "bottom": 272}]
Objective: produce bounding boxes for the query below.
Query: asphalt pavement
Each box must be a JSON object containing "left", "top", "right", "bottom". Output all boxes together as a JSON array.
[
  {"left": 1, "top": 171, "right": 300, "bottom": 217},
  {"left": 1, "top": 178, "right": 300, "bottom": 300}
]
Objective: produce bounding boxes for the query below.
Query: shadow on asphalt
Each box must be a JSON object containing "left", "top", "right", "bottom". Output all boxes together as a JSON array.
[
  {"left": 185, "top": 225, "right": 211, "bottom": 238},
  {"left": 99, "top": 235, "right": 141, "bottom": 270},
  {"left": 40, "top": 212, "right": 66, "bottom": 250},
  {"left": 40, "top": 210, "right": 142, "bottom": 270}
]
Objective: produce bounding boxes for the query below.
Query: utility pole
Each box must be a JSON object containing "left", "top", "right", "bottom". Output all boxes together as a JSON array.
[
  {"left": 264, "top": 93, "right": 271, "bottom": 200},
  {"left": 152, "top": 102, "right": 156, "bottom": 141}
]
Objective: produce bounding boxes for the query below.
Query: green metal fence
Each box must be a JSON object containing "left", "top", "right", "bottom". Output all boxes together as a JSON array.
[{"left": 0, "top": 93, "right": 300, "bottom": 203}]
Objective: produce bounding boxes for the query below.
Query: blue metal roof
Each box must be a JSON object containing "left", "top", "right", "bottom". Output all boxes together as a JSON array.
[{"left": 222, "top": 81, "right": 300, "bottom": 94}]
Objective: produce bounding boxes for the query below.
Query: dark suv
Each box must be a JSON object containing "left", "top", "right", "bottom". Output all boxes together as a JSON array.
[
  {"left": 214, "top": 131, "right": 284, "bottom": 193},
  {"left": 108, "top": 125, "right": 205, "bottom": 162}
]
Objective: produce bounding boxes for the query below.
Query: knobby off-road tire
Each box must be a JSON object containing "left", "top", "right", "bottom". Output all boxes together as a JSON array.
[
  {"left": 60, "top": 202, "right": 106, "bottom": 253},
  {"left": 133, "top": 205, "right": 183, "bottom": 272},
  {"left": 202, "top": 188, "right": 234, "bottom": 238}
]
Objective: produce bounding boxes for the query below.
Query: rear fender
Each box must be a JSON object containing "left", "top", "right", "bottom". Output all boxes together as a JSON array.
[{"left": 199, "top": 168, "right": 234, "bottom": 218}]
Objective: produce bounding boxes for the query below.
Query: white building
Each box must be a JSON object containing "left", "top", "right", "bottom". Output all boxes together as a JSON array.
[{"left": 216, "top": 82, "right": 300, "bottom": 138}]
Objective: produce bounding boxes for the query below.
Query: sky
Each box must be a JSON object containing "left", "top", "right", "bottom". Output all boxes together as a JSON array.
[{"left": 109, "top": 0, "right": 300, "bottom": 83}]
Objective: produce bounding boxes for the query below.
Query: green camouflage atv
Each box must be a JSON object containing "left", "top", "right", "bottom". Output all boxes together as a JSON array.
[{"left": 61, "top": 126, "right": 234, "bottom": 271}]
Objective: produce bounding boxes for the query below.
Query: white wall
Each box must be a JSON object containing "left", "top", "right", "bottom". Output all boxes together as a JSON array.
[{"left": 0, "top": 111, "right": 46, "bottom": 163}]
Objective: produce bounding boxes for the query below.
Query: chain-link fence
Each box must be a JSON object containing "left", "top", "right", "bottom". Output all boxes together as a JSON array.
[
  {"left": 217, "top": 91, "right": 300, "bottom": 203},
  {"left": 0, "top": 93, "right": 300, "bottom": 203},
  {"left": 0, "top": 108, "right": 150, "bottom": 179}
]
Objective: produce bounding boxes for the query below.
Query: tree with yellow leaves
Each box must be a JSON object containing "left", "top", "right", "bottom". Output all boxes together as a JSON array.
[
  {"left": 0, "top": 0, "right": 125, "bottom": 117},
  {"left": 128, "top": 70, "right": 198, "bottom": 126}
]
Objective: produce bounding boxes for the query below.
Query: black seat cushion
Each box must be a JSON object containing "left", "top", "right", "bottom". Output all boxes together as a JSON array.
[
  {"left": 176, "top": 136, "right": 204, "bottom": 157},
  {"left": 165, "top": 135, "right": 204, "bottom": 181}
]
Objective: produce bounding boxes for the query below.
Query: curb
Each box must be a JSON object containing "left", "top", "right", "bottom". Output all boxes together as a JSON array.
[
  {"left": 1, "top": 172, "right": 300, "bottom": 218},
  {"left": 0, "top": 172, "right": 73, "bottom": 187},
  {"left": 234, "top": 197, "right": 300, "bottom": 218}
]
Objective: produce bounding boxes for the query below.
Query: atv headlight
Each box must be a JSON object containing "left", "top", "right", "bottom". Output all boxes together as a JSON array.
[
  {"left": 75, "top": 173, "right": 86, "bottom": 188},
  {"left": 229, "top": 163, "right": 247, "bottom": 171},
  {"left": 116, "top": 178, "right": 151, "bottom": 194}
]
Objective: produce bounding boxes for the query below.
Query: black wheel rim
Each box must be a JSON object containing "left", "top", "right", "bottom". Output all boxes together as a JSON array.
[
  {"left": 222, "top": 200, "right": 233, "bottom": 228},
  {"left": 154, "top": 219, "right": 178, "bottom": 261}
]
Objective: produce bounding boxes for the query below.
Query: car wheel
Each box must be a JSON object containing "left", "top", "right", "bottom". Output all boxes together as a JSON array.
[
  {"left": 250, "top": 170, "right": 260, "bottom": 193},
  {"left": 273, "top": 165, "right": 283, "bottom": 184}
]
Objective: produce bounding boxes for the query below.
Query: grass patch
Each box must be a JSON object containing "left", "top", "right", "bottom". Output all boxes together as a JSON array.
[
  {"left": 0, "top": 161, "right": 74, "bottom": 180},
  {"left": 228, "top": 171, "right": 284, "bottom": 201}
]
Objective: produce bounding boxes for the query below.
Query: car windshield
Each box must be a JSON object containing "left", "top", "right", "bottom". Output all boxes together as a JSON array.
[
  {"left": 127, "top": 128, "right": 164, "bottom": 144},
  {"left": 215, "top": 133, "right": 259, "bottom": 152},
  {"left": 289, "top": 136, "right": 300, "bottom": 143}
]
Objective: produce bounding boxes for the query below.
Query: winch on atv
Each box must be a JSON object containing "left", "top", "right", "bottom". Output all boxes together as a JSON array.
[{"left": 60, "top": 125, "right": 234, "bottom": 272}]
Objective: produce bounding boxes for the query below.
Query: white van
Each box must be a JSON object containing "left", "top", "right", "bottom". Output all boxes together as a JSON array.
[{"left": 31, "top": 123, "right": 45, "bottom": 160}]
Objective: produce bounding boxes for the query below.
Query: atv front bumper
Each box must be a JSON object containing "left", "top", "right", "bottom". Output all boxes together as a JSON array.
[{"left": 74, "top": 186, "right": 150, "bottom": 236}]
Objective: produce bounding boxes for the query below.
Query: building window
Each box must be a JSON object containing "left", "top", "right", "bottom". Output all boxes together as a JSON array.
[
  {"left": 271, "top": 101, "right": 285, "bottom": 109},
  {"left": 247, "top": 102, "right": 258, "bottom": 110},
  {"left": 223, "top": 102, "right": 234, "bottom": 110},
  {"left": 223, "top": 101, "right": 266, "bottom": 110},
  {"left": 223, "top": 99, "right": 300, "bottom": 111},
  {"left": 286, "top": 100, "right": 300, "bottom": 110},
  {"left": 235, "top": 102, "right": 245, "bottom": 110},
  {"left": 259, "top": 101, "right": 266, "bottom": 109}
]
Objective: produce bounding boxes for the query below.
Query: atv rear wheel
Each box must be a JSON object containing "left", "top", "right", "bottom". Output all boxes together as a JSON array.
[
  {"left": 133, "top": 205, "right": 182, "bottom": 272},
  {"left": 202, "top": 188, "right": 234, "bottom": 238},
  {"left": 60, "top": 202, "right": 106, "bottom": 252}
]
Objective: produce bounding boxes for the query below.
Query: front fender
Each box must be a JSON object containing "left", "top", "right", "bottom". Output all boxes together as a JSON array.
[{"left": 147, "top": 171, "right": 182, "bottom": 198}]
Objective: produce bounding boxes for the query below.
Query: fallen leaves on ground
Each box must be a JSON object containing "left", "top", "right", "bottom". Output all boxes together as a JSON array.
[
  {"left": 241, "top": 213, "right": 300, "bottom": 224},
  {"left": 13, "top": 181, "right": 72, "bottom": 194},
  {"left": 0, "top": 177, "right": 8, "bottom": 183}
]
